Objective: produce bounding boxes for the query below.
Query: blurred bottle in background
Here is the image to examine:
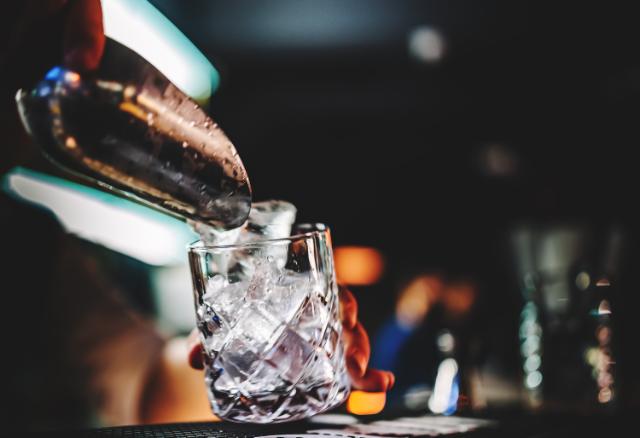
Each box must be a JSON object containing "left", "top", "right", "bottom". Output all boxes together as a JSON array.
[{"left": 511, "top": 223, "right": 624, "bottom": 414}]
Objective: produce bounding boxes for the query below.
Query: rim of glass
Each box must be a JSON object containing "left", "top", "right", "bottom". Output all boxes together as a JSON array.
[{"left": 188, "top": 229, "right": 326, "bottom": 252}]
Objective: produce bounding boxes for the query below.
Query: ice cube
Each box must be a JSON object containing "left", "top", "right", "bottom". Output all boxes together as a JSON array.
[
  {"left": 233, "top": 307, "right": 284, "bottom": 349},
  {"left": 295, "top": 288, "right": 333, "bottom": 346},
  {"left": 190, "top": 200, "right": 297, "bottom": 275},
  {"left": 191, "top": 200, "right": 296, "bottom": 246},
  {"left": 242, "top": 200, "right": 297, "bottom": 269},
  {"left": 189, "top": 219, "right": 243, "bottom": 246},
  {"left": 242, "top": 258, "right": 278, "bottom": 302},
  {"left": 203, "top": 274, "right": 227, "bottom": 300},
  {"left": 218, "top": 336, "right": 263, "bottom": 381},
  {"left": 263, "top": 271, "right": 310, "bottom": 324},
  {"left": 189, "top": 219, "right": 243, "bottom": 273},
  {"left": 203, "top": 279, "right": 247, "bottom": 325},
  {"left": 244, "top": 200, "right": 297, "bottom": 240},
  {"left": 265, "top": 328, "right": 315, "bottom": 384}
]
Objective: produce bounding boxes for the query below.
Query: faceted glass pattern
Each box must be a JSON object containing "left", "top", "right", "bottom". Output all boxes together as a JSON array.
[{"left": 188, "top": 228, "right": 350, "bottom": 423}]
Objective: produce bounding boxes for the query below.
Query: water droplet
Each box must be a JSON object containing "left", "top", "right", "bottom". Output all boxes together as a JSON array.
[
  {"left": 203, "top": 121, "right": 211, "bottom": 128},
  {"left": 267, "top": 256, "right": 274, "bottom": 262},
  {"left": 146, "top": 113, "right": 154, "bottom": 126},
  {"left": 193, "top": 152, "right": 199, "bottom": 159},
  {"left": 189, "top": 121, "right": 196, "bottom": 127},
  {"left": 193, "top": 103, "right": 200, "bottom": 109},
  {"left": 65, "top": 136, "right": 77, "bottom": 149},
  {"left": 182, "top": 141, "right": 188, "bottom": 148}
]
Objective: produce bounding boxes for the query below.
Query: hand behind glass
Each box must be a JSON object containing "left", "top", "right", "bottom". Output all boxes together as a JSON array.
[{"left": 188, "top": 285, "right": 395, "bottom": 392}]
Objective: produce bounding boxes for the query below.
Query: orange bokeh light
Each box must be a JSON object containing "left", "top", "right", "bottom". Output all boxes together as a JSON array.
[
  {"left": 346, "top": 391, "right": 387, "bottom": 415},
  {"left": 334, "top": 246, "right": 385, "bottom": 286}
]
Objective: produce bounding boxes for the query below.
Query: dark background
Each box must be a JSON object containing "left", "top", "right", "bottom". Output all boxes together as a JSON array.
[{"left": 2, "top": 0, "right": 640, "bottom": 424}]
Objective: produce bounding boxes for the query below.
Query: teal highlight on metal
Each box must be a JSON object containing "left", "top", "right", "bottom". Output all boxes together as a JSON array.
[{"left": 102, "top": 0, "right": 220, "bottom": 105}]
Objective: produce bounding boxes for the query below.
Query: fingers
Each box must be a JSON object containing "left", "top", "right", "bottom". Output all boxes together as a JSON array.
[
  {"left": 187, "top": 328, "right": 204, "bottom": 370},
  {"left": 343, "top": 320, "right": 395, "bottom": 392},
  {"left": 339, "top": 285, "right": 358, "bottom": 330},
  {"left": 64, "top": 0, "right": 105, "bottom": 71},
  {"left": 341, "top": 285, "right": 395, "bottom": 392},
  {"left": 350, "top": 368, "right": 395, "bottom": 392},
  {"left": 343, "top": 321, "right": 370, "bottom": 377}
]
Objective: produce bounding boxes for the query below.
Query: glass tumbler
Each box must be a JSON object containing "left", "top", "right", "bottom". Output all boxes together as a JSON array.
[{"left": 188, "top": 227, "right": 350, "bottom": 423}]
